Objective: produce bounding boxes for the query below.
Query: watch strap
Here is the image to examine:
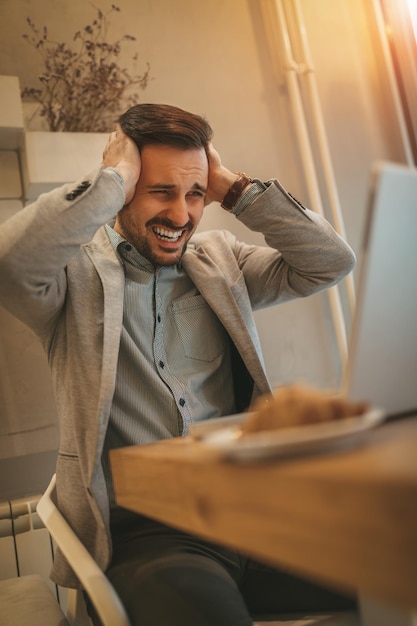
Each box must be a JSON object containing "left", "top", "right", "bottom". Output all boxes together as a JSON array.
[{"left": 221, "top": 173, "right": 252, "bottom": 211}]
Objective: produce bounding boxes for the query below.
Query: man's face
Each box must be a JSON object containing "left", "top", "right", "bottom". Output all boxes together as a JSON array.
[{"left": 114, "top": 144, "right": 208, "bottom": 266}]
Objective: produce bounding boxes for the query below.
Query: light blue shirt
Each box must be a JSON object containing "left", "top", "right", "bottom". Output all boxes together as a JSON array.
[
  {"left": 102, "top": 180, "right": 266, "bottom": 504},
  {"left": 102, "top": 228, "right": 237, "bottom": 504}
]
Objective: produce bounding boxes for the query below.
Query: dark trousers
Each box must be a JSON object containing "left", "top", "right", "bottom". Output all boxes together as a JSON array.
[{"left": 86, "top": 508, "right": 357, "bottom": 626}]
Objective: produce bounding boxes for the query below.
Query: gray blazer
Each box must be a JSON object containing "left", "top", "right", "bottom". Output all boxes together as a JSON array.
[{"left": 0, "top": 167, "right": 355, "bottom": 587}]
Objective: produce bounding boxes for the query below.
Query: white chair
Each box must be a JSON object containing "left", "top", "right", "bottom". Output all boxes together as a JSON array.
[{"left": 37, "top": 474, "right": 130, "bottom": 626}]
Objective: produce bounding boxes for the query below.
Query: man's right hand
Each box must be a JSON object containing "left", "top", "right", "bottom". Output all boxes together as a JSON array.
[{"left": 102, "top": 125, "right": 141, "bottom": 204}]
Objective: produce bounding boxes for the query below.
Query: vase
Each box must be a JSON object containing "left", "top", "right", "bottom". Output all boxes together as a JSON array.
[{"left": 21, "top": 131, "right": 108, "bottom": 201}]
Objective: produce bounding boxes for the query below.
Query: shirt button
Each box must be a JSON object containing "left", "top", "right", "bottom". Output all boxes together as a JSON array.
[
  {"left": 125, "top": 244, "right": 132, "bottom": 252},
  {"left": 159, "top": 360, "right": 164, "bottom": 368},
  {"left": 157, "top": 314, "right": 161, "bottom": 323},
  {"left": 179, "top": 398, "right": 185, "bottom": 407}
]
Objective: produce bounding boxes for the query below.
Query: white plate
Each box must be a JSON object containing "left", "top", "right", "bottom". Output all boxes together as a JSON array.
[{"left": 193, "top": 408, "right": 386, "bottom": 462}]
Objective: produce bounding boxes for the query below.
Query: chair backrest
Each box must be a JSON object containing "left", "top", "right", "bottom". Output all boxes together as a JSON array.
[{"left": 37, "top": 475, "right": 130, "bottom": 626}]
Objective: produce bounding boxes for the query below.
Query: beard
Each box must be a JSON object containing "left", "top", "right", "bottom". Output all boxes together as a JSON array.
[{"left": 116, "top": 209, "right": 195, "bottom": 267}]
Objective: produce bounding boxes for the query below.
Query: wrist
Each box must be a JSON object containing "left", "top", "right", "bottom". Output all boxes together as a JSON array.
[
  {"left": 221, "top": 173, "right": 253, "bottom": 211},
  {"left": 110, "top": 162, "right": 140, "bottom": 204}
]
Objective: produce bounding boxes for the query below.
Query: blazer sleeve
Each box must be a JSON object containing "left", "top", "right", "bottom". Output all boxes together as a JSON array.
[
  {"left": 0, "top": 167, "right": 125, "bottom": 331},
  {"left": 232, "top": 179, "right": 356, "bottom": 309}
]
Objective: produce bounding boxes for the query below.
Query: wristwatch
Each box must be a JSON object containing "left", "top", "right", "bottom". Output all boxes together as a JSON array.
[{"left": 221, "top": 173, "right": 252, "bottom": 211}]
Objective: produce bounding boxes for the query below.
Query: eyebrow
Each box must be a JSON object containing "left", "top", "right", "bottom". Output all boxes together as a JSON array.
[{"left": 147, "top": 183, "right": 207, "bottom": 193}]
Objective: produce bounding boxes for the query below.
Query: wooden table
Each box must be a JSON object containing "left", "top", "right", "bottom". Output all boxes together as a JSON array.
[{"left": 110, "top": 414, "right": 417, "bottom": 624}]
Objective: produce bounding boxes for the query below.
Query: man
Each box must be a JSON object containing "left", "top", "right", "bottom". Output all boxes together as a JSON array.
[{"left": 0, "top": 104, "right": 356, "bottom": 625}]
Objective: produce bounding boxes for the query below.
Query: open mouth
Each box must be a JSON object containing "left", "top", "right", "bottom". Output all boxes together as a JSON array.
[{"left": 153, "top": 226, "right": 184, "bottom": 243}]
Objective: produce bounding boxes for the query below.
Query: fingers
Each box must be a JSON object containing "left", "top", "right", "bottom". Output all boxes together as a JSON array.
[
  {"left": 206, "top": 142, "right": 222, "bottom": 169},
  {"left": 206, "top": 143, "right": 237, "bottom": 205},
  {"left": 102, "top": 125, "right": 134, "bottom": 164},
  {"left": 102, "top": 125, "right": 141, "bottom": 204}
]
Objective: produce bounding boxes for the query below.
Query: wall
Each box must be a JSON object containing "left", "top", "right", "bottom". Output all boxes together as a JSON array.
[{"left": 0, "top": 0, "right": 409, "bottom": 497}]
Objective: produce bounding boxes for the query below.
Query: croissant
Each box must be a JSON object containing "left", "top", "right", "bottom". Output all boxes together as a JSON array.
[{"left": 242, "top": 384, "right": 368, "bottom": 435}]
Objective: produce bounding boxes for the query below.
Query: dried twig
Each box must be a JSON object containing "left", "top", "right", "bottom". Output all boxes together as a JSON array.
[{"left": 21, "top": 4, "right": 151, "bottom": 132}]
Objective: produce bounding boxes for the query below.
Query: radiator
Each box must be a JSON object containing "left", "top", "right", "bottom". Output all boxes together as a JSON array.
[{"left": 0, "top": 494, "right": 61, "bottom": 601}]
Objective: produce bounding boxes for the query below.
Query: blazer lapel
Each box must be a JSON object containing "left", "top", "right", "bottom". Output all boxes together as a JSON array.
[
  {"left": 182, "top": 246, "right": 270, "bottom": 397},
  {"left": 84, "top": 228, "right": 125, "bottom": 481}
]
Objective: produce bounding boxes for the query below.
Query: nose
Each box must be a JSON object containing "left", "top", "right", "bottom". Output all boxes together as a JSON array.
[{"left": 164, "top": 195, "right": 190, "bottom": 227}]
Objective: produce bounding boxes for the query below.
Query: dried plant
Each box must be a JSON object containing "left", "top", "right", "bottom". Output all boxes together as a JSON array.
[{"left": 21, "top": 4, "right": 151, "bottom": 132}]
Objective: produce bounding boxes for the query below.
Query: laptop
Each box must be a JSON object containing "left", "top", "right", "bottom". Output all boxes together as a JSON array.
[{"left": 342, "top": 161, "right": 417, "bottom": 417}]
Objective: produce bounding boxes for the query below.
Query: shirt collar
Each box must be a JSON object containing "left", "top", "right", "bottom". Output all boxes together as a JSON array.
[{"left": 104, "top": 223, "right": 186, "bottom": 272}]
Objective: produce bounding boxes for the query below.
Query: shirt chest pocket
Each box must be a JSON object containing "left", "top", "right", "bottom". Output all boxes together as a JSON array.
[{"left": 172, "top": 294, "right": 227, "bottom": 362}]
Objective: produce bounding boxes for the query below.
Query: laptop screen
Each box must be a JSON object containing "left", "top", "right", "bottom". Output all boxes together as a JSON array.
[{"left": 343, "top": 161, "right": 417, "bottom": 416}]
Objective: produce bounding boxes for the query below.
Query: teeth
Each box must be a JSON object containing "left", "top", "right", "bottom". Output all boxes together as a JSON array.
[{"left": 154, "top": 227, "right": 183, "bottom": 241}]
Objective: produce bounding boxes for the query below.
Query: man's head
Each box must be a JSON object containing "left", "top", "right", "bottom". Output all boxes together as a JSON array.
[{"left": 114, "top": 104, "right": 213, "bottom": 267}]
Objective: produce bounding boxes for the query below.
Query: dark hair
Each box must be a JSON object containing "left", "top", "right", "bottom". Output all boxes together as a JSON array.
[{"left": 118, "top": 103, "right": 213, "bottom": 151}]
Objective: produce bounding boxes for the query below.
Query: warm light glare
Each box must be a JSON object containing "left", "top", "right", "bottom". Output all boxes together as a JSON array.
[{"left": 407, "top": 0, "right": 417, "bottom": 42}]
